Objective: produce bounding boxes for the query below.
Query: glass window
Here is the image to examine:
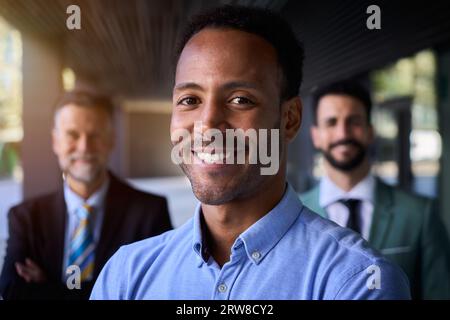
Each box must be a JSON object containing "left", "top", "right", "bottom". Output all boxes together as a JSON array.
[
  {"left": 0, "top": 15, "right": 23, "bottom": 262},
  {"left": 371, "top": 49, "right": 440, "bottom": 197},
  {"left": 0, "top": 16, "right": 22, "bottom": 182}
]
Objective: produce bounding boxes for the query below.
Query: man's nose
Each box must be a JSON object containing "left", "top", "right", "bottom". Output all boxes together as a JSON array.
[
  {"left": 199, "top": 99, "right": 228, "bottom": 131},
  {"left": 335, "top": 121, "right": 352, "bottom": 140},
  {"left": 76, "top": 135, "right": 93, "bottom": 152}
]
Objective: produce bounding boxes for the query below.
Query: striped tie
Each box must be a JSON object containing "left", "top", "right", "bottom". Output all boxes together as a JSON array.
[{"left": 68, "top": 203, "right": 95, "bottom": 282}]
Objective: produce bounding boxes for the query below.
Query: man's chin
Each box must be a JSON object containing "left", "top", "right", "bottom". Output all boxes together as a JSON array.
[
  {"left": 188, "top": 179, "right": 235, "bottom": 205},
  {"left": 324, "top": 154, "right": 365, "bottom": 172},
  {"left": 67, "top": 169, "right": 102, "bottom": 185},
  {"left": 180, "top": 162, "right": 264, "bottom": 205},
  {"left": 195, "top": 189, "right": 243, "bottom": 206}
]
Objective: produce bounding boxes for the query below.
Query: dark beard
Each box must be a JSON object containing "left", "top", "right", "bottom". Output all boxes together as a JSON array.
[{"left": 322, "top": 139, "right": 367, "bottom": 172}]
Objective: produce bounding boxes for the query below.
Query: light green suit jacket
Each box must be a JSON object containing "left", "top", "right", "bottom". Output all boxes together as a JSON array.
[{"left": 300, "top": 180, "right": 450, "bottom": 299}]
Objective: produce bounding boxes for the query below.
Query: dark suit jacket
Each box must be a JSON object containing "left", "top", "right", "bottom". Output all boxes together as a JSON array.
[
  {"left": 300, "top": 179, "right": 450, "bottom": 299},
  {"left": 0, "top": 173, "right": 172, "bottom": 300}
]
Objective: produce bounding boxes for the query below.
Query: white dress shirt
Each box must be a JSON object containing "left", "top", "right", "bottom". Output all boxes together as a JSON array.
[{"left": 319, "top": 174, "right": 375, "bottom": 240}]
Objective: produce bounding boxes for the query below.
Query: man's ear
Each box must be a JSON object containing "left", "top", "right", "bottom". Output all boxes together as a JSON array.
[{"left": 283, "top": 96, "right": 302, "bottom": 142}]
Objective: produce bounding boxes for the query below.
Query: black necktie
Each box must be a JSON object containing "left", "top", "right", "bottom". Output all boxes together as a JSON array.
[{"left": 339, "top": 199, "right": 361, "bottom": 234}]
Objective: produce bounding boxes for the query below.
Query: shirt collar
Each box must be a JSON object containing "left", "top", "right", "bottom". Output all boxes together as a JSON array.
[
  {"left": 64, "top": 176, "right": 110, "bottom": 216},
  {"left": 192, "top": 184, "right": 303, "bottom": 266},
  {"left": 319, "top": 173, "right": 375, "bottom": 207}
]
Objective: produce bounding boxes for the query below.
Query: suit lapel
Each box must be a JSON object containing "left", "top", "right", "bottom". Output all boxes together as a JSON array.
[
  {"left": 369, "top": 180, "right": 394, "bottom": 249},
  {"left": 45, "top": 189, "right": 66, "bottom": 280},
  {"left": 312, "top": 189, "right": 327, "bottom": 218},
  {"left": 302, "top": 185, "right": 328, "bottom": 218},
  {"left": 95, "top": 174, "right": 127, "bottom": 275}
]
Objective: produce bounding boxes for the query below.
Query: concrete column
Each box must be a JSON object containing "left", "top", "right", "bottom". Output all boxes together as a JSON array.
[{"left": 22, "top": 35, "right": 62, "bottom": 199}]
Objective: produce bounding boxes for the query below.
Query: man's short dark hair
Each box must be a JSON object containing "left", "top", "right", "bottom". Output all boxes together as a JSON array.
[
  {"left": 174, "top": 5, "right": 304, "bottom": 101},
  {"left": 311, "top": 80, "right": 372, "bottom": 125},
  {"left": 54, "top": 90, "right": 114, "bottom": 120}
]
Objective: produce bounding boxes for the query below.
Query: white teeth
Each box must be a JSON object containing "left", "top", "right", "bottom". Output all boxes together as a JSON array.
[{"left": 195, "top": 151, "right": 231, "bottom": 164}]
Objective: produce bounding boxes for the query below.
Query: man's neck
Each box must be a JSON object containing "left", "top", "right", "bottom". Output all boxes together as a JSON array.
[
  {"left": 324, "top": 160, "right": 371, "bottom": 192},
  {"left": 201, "top": 175, "right": 286, "bottom": 268},
  {"left": 66, "top": 171, "right": 107, "bottom": 200}
]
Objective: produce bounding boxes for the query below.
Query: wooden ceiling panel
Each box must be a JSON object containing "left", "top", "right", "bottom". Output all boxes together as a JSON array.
[{"left": 0, "top": 0, "right": 286, "bottom": 98}]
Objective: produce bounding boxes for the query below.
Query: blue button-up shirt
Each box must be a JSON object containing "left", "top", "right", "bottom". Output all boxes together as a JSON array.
[{"left": 91, "top": 185, "right": 410, "bottom": 300}]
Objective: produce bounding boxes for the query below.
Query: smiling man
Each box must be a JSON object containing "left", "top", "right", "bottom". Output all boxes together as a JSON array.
[
  {"left": 300, "top": 80, "right": 450, "bottom": 299},
  {"left": 0, "top": 90, "right": 172, "bottom": 300},
  {"left": 91, "top": 5, "right": 410, "bottom": 300}
]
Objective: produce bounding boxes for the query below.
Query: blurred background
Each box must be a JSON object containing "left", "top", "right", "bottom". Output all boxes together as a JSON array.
[{"left": 1, "top": 0, "right": 450, "bottom": 272}]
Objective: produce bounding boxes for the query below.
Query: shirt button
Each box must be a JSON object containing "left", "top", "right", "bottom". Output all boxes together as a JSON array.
[
  {"left": 251, "top": 251, "right": 261, "bottom": 260},
  {"left": 218, "top": 284, "right": 227, "bottom": 293}
]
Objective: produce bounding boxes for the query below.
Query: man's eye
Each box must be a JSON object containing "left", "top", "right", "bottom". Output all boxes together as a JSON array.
[
  {"left": 348, "top": 118, "right": 364, "bottom": 126},
  {"left": 178, "top": 97, "right": 200, "bottom": 106},
  {"left": 66, "top": 132, "right": 79, "bottom": 140},
  {"left": 325, "top": 119, "right": 337, "bottom": 127},
  {"left": 229, "top": 96, "right": 254, "bottom": 105}
]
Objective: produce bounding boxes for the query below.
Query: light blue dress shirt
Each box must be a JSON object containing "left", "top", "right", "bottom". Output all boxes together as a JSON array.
[
  {"left": 62, "top": 178, "right": 109, "bottom": 280},
  {"left": 91, "top": 184, "right": 410, "bottom": 300}
]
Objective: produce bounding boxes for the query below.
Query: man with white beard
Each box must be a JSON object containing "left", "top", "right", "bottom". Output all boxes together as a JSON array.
[{"left": 0, "top": 90, "right": 172, "bottom": 300}]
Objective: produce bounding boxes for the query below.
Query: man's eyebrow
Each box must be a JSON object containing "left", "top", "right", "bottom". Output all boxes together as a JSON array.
[
  {"left": 174, "top": 82, "right": 203, "bottom": 91},
  {"left": 322, "top": 113, "right": 363, "bottom": 122},
  {"left": 347, "top": 113, "right": 365, "bottom": 119}
]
